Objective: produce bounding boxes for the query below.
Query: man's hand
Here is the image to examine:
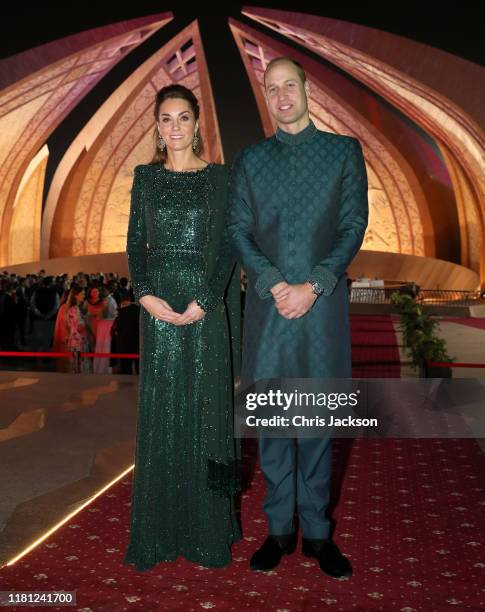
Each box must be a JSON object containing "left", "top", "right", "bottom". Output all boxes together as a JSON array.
[
  {"left": 274, "top": 282, "right": 317, "bottom": 319},
  {"left": 270, "top": 281, "right": 291, "bottom": 302},
  {"left": 139, "top": 295, "right": 182, "bottom": 324}
]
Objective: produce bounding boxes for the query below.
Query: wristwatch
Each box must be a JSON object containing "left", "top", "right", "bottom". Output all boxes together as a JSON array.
[{"left": 308, "top": 280, "right": 324, "bottom": 296}]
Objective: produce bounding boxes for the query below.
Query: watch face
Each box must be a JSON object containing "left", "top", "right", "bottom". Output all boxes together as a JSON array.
[{"left": 312, "top": 282, "right": 323, "bottom": 295}]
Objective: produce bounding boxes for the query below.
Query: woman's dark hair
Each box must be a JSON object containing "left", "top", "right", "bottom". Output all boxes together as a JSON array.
[
  {"left": 59, "top": 288, "right": 70, "bottom": 306},
  {"left": 87, "top": 285, "right": 102, "bottom": 305},
  {"left": 151, "top": 84, "right": 203, "bottom": 164},
  {"left": 67, "top": 283, "right": 84, "bottom": 308}
]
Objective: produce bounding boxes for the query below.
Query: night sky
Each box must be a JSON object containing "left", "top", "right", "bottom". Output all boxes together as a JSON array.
[
  {"left": 2, "top": 3, "right": 483, "bottom": 177},
  {"left": 2, "top": 3, "right": 483, "bottom": 65}
]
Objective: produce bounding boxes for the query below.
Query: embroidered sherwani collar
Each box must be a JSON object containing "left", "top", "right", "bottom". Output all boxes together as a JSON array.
[{"left": 275, "top": 120, "right": 317, "bottom": 146}]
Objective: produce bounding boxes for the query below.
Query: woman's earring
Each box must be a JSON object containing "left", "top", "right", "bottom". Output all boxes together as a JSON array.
[
  {"left": 158, "top": 132, "right": 166, "bottom": 151},
  {"left": 192, "top": 131, "right": 200, "bottom": 151}
]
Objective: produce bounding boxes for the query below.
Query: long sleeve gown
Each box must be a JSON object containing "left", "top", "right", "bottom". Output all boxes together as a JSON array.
[{"left": 123, "top": 162, "right": 241, "bottom": 570}]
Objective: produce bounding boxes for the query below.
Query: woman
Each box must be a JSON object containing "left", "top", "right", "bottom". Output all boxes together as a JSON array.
[
  {"left": 85, "top": 286, "right": 108, "bottom": 344},
  {"left": 52, "top": 288, "right": 70, "bottom": 372},
  {"left": 123, "top": 84, "right": 241, "bottom": 571},
  {"left": 65, "top": 284, "right": 92, "bottom": 373}
]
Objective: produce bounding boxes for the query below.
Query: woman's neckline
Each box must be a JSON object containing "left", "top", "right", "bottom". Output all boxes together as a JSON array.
[{"left": 161, "top": 162, "right": 213, "bottom": 175}]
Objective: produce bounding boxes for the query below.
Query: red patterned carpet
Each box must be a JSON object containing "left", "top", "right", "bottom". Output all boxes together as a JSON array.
[
  {"left": 350, "top": 314, "right": 401, "bottom": 377},
  {"left": 1, "top": 315, "right": 484, "bottom": 610},
  {"left": 441, "top": 317, "right": 485, "bottom": 331},
  {"left": 1, "top": 438, "right": 484, "bottom": 611}
]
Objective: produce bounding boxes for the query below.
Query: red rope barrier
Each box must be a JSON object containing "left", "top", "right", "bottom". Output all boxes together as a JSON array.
[
  {"left": 0, "top": 352, "right": 483, "bottom": 368},
  {"left": 427, "top": 361, "right": 485, "bottom": 369},
  {"left": 81, "top": 352, "right": 139, "bottom": 358},
  {"left": 0, "top": 351, "right": 72, "bottom": 357},
  {"left": 0, "top": 351, "right": 139, "bottom": 359}
]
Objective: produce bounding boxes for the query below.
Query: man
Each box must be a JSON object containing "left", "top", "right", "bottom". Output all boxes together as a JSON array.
[
  {"left": 15, "top": 277, "right": 29, "bottom": 347},
  {"left": 30, "top": 275, "right": 60, "bottom": 353},
  {"left": 228, "top": 57, "right": 368, "bottom": 577},
  {"left": 111, "top": 288, "right": 140, "bottom": 374}
]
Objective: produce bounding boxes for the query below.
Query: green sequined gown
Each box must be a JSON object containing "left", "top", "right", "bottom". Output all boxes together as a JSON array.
[{"left": 123, "top": 162, "right": 241, "bottom": 571}]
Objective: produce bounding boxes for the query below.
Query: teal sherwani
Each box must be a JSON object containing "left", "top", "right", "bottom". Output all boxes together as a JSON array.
[{"left": 228, "top": 120, "right": 368, "bottom": 538}]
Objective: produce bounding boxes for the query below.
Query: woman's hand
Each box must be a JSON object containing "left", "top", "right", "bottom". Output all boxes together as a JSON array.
[
  {"left": 139, "top": 295, "right": 182, "bottom": 324},
  {"left": 176, "top": 300, "right": 206, "bottom": 326}
]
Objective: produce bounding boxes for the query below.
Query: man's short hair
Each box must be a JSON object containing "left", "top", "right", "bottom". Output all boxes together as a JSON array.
[{"left": 264, "top": 57, "right": 307, "bottom": 86}]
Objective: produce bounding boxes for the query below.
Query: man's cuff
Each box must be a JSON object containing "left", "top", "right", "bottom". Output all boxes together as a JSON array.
[
  {"left": 254, "top": 266, "right": 285, "bottom": 299},
  {"left": 308, "top": 265, "right": 339, "bottom": 296}
]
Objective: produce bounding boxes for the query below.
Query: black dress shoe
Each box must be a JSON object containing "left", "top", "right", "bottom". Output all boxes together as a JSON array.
[
  {"left": 302, "top": 538, "right": 352, "bottom": 578},
  {"left": 250, "top": 533, "right": 297, "bottom": 571}
]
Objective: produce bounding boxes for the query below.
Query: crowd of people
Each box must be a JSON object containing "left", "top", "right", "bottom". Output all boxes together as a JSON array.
[{"left": 0, "top": 270, "right": 139, "bottom": 373}]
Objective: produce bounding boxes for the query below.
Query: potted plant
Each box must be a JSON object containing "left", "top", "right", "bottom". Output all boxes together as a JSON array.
[{"left": 390, "top": 292, "right": 454, "bottom": 377}]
